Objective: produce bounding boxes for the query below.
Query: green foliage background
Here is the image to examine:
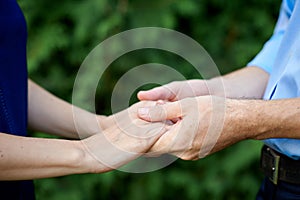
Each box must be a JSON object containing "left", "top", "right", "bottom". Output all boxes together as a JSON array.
[{"left": 18, "top": 0, "right": 281, "bottom": 199}]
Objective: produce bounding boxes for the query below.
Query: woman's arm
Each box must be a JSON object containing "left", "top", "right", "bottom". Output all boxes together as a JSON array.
[
  {"left": 28, "top": 79, "right": 110, "bottom": 139},
  {"left": 0, "top": 132, "right": 86, "bottom": 180},
  {"left": 1, "top": 100, "right": 167, "bottom": 180}
]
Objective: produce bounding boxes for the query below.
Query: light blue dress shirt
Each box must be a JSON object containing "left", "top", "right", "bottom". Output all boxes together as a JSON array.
[{"left": 247, "top": 0, "right": 300, "bottom": 160}]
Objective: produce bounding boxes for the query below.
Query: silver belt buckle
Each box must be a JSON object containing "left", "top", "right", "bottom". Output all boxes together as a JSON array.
[{"left": 267, "top": 147, "right": 280, "bottom": 185}]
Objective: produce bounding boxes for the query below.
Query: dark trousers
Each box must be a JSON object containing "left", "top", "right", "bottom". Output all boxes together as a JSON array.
[{"left": 256, "top": 177, "right": 300, "bottom": 200}]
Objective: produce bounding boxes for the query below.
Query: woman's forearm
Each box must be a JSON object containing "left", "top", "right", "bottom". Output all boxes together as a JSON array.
[
  {"left": 0, "top": 133, "right": 89, "bottom": 180},
  {"left": 28, "top": 79, "right": 106, "bottom": 139},
  {"left": 1, "top": 99, "right": 168, "bottom": 180}
]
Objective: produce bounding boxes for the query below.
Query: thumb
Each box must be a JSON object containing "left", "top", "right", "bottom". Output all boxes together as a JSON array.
[
  {"left": 137, "top": 86, "right": 176, "bottom": 101},
  {"left": 138, "top": 101, "right": 182, "bottom": 122}
]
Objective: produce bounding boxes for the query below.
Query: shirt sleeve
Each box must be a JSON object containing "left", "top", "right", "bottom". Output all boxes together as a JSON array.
[{"left": 247, "top": 0, "right": 291, "bottom": 74}]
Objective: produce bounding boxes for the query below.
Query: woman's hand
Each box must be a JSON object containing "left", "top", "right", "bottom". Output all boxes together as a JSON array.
[{"left": 81, "top": 101, "right": 170, "bottom": 172}]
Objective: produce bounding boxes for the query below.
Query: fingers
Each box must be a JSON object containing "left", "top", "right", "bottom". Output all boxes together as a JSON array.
[
  {"left": 138, "top": 101, "right": 182, "bottom": 122},
  {"left": 146, "top": 123, "right": 179, "bottom": 156},
  {"left": 137, "top": 84, "right": 176, "bottom": 101},
  {"left": 137, "top": 80, "right": 206, "bottom": 101}
]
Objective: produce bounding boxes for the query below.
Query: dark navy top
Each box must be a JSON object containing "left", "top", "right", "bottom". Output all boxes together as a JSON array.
[{"left": 0, "top": 0, "right": 35, "bottom": 199}]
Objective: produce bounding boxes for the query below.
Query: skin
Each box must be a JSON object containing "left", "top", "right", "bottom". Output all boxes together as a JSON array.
[
  {"left": 137, "top": 66, "right": 300, "bottom": 160},
  {"left": 0, "top": 80, "right": 168, "bottom": 180}
]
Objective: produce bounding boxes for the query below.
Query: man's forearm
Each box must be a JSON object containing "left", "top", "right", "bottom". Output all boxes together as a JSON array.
[
  {"left": 229, "top": 98, "right": 300, "bottom": 141},
  {"left": 208, "top": 66, "right": 269, "bottom": 99}
]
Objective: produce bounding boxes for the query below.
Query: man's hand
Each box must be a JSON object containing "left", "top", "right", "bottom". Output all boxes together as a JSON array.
[
  {"left": 137, "top": 96, "right": 248, "bottom": 160},
  {"left": 81, "top": 101, "right": 170, "bottom": 172},
  {"left": 137, "top": 67, "right": 269, "bottom": 102},
  {"left": 138, "top": 80, "right": 211, "bottom": 102}
]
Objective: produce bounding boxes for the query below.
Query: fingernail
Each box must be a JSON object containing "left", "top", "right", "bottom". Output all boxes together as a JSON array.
[{"left": 138, "top": 108, "right": 149, "bottom": 116}]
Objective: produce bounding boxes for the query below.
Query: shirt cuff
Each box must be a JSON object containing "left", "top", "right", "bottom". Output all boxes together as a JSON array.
[{"left": 247, "top": 31, "right": 284, "bottom": 74}]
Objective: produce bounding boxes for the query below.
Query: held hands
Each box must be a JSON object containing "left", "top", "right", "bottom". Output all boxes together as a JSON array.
[
  {"left": 136, "top": 81, "right": 246, "bottom": 160},
  {"left": 138, "top": 96, "right": 229, "bottom": 160},
  {"left": 81, "top": 101, "right": 171, "bottom": 172},
  {"left": 81, "top": 80, "right": 238, "bottom": 172}
]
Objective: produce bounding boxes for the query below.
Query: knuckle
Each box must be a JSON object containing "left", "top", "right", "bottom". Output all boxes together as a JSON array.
[{"left": 149, "top": 107, "right": 165, "bottom": 120}]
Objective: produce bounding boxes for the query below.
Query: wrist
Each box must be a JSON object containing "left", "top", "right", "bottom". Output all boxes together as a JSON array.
[
  {"left": 207, "top": 77, "right": 227, "bottom": 97},
  {"left": 185, "top": 79, "right": 210, "bottom": 96},
  {"left": 65, "top": 140, "right": 90, "bottom": 174},
  {"left": 72, "top": 140, "right": 103, "bottom": 174},
  {"left": 75, "top": 136, "right": 114, "bottom": 174}
]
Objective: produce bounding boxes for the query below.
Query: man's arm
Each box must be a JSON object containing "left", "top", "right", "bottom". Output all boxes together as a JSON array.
[
  {"left": 137, "top": 96, "right": 300, "bottom": 160},
  {"left": 138, "top": 66, "right": 269, "bottom": 101},
  {"left": 208, "top": 66, "right": 269, "bottom": 99},
  {"left": 138, "top": 0, "right": 289, "bottom": 102}
]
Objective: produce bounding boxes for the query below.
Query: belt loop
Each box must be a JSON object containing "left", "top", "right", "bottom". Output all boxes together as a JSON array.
[{"left": 267, "top": 147, "right": 280, "bottom": 185}]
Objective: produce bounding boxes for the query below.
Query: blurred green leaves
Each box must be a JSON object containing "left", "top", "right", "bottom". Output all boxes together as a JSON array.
[{"left": 18, "top": 0, "right": 280, "bottom": 199}]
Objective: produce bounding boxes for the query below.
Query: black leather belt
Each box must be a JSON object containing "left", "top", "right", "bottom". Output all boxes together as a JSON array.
[{"left": 260, "top": 145, "right": 300, "bottom": 185}]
